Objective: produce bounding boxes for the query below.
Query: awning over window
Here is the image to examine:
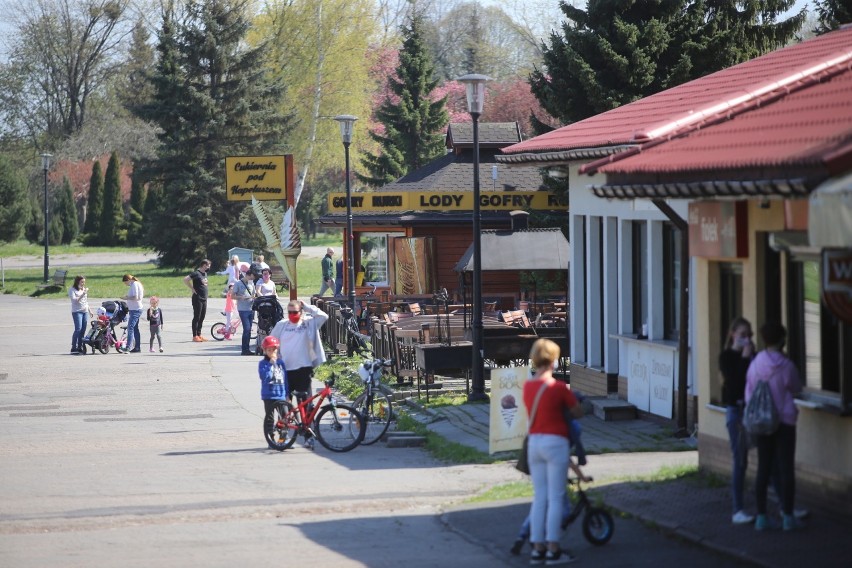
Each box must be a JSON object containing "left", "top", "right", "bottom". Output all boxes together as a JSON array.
[
  {"left": 454, "top": 228, "right": 570, "bottom": 272},
  {"left": 809, "top": 171, "right": 852, "bottom": 247}
]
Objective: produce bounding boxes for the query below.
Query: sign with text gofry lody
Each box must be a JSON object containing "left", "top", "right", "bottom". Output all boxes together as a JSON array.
[{"left": 225, "top": 155, "right": 292, "bottom": 201}]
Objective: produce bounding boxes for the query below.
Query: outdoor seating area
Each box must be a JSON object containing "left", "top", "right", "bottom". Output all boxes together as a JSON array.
[{"left": 313, "top": 293, "right": 570, "bottom": 401}]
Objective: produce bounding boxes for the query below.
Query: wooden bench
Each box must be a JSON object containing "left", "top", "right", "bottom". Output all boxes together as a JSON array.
[
  {"left": 36, "top": 269, "right": 68, "bottom": 290},
  {"left": 267, "top": 264, "right": 290, "bottom": 293}
]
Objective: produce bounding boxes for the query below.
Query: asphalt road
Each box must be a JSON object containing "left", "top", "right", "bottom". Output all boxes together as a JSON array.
[{"left": 0, "top": 295, "right": 750, "bottom": 567}]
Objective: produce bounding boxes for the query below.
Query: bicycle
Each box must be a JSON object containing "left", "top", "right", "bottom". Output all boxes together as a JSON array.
[
  {"left": 211, "top": 311, "right": 258, "bottom": 341},
  {"left": 562, "top": 477, "right": 614, "bottom": 545},
  {"left": 510, "top": 477, "right": 614, "bottom": 556},
  {"left": 339, "top": 307, "right": 371, "bottom": 356},
  {"left": 89, "top": 323, "right": 128, "bottom": 354},
  {"left": 353, "top": 357, "right": 395, "bottom": 445},
  {"left": 265, "top": 375, "right": 366, "bottom": 452}
]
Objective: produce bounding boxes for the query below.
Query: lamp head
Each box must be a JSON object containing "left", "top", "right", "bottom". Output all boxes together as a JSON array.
[
  {"left": 334, "top": 115, "right": 358, "bottom": 144},
  {"left": 41, "top": 153, "right": 52, "bottom": 171},
  {"left": 456, "top": 73, "right": 491, "bottom": 115}
]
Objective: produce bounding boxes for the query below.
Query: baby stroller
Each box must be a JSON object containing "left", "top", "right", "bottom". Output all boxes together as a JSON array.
[
  {"left": 82, "top": 300, "right": 129, "bottom": 354},
  {"left": 252, "top": 296, "right": 283, "bottom": 354}
]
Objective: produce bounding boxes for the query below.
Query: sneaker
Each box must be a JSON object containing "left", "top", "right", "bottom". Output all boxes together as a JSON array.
[
  {"left": 754, "top": 514, "right": 780, "bottom": 531},
  {"left": 793, "top": 507, "right": 810, "bottom": 520},
  {"left": 510, "top": 538, "right": 526, "bottom": 556},
  {"left": 192, "top": 336, "right": 203, "bottom": 342},
  {"left": 545, "top": 549, "right": 576, "bottom": 565},
  {"left": 303, "top": 438, "right": 315, "bottom": 450},
  {"left": 159, "top": 347, "right": 163, "bottom": 353},
  {"left": 530, "top": 549, "right": 546, "bottom": 565},
  {"left": 783, "top": 514, "right": 805, "bottom": 531},
  {"left": 199, "top": 336, "right": 209, "bottom": 342},
  {"left": 149, "top": 348, "right": 155, "bottom": 353},
  {"left": 732, "top": 510, "right": 755, "bottom": 525}
]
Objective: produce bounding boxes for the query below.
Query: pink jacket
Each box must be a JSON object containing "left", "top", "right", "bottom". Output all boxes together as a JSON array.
[{"left": 745, "top": 350, "right": 802, "bottom": 426}]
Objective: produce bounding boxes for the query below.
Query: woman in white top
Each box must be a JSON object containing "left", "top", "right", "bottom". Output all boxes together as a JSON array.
[
  {"left": 255, "top": 268, "right": 278, "bottom": 298},
  {"left": 122, "top": 274, "right": 145, "bottom": 353},
  {"left": 69, "top": 275, "right": 90, "bottom": 354}
]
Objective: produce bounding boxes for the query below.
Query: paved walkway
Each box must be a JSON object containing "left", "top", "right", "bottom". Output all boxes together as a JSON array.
[{"left": 407, "top": 399, "right": 850, "bottom": 568}]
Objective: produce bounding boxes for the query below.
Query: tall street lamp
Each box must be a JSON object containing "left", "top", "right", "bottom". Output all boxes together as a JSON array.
[
  {"left": 41, "top": 153, "right": 52, "bottom": 283},
  {"left": 457, "top": 73, "right": 490, "bottom": 402},
  {"left": 334, "top": 115, "right": 358, "bottom": 311}
]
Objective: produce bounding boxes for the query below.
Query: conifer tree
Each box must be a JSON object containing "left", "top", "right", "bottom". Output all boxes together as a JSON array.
[
  {"left": 0, "top": 155, "right": 30, "bottom": 242},
  {"left": 813, "top": 0, "right": 851, "bottom": 35},
  {"left": 136, "top": 0, "right": 292, "bottom": 267},
  {"left": 126, "top": 171, "right": 146, "bottom": 246},
  {"left": 98, "top": 152, "right": 124, "bottom": 245},
  {"left": 57, "top": 176, "right": 79, "bottom": 244},
  {"left": 83, "top": 160, "right": 103, "bottom": 236},
  {"left": 530, "top": 0, "right": 805, "bottom": 125},
  {"left": 358, "top": 6, "right": 449, "bottom": 187}
]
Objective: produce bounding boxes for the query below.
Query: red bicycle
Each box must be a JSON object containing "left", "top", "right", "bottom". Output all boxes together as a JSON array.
[{"left": 265, "top": 376, "right": 366, "bottom": 452}]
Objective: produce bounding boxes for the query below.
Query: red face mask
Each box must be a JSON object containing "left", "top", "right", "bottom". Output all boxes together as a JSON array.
[{"left": 288, "top": 313, "right": 301, "bottom": 324}]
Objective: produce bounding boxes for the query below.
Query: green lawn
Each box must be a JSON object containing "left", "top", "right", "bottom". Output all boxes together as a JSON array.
[
  {"left": 0, "top": 241, "right": 151, "bottom": 258},
  {"left": 2, "top": 253, "right": 327, "bottom": 298}
]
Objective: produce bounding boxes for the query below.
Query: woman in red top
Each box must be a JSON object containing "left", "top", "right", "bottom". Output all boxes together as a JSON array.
[{"left": 523, "top": 338, "right": 582, "bottom": 565}]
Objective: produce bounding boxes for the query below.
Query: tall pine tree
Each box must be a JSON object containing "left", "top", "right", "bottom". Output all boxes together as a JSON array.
[
  {"left": 83, "top": 160, "right": 103, "bottom": 236},
  {"left": 98, "top": 152, "right": 124, "bottom": 245},
  {"left": 57, "top": 176, "right": 79, "bottom": 244},
  {"left": 0, "top": 155, "right": 30, "bottom": 242},
  {"left": 136, "top": 0, "right": 293, "bottom": 267},
  {"left": 357, "top": 6, "right": 449, "bottom": 187},
  {"left": 126, "top": 171, "right": 146, "bottom": 246},
  {"left": 530, "top": 0, "right": 805, "bottom": 125}
]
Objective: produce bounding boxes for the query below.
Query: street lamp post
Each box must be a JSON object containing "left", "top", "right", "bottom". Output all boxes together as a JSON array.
[
  {"left": 41, "top": 153, "right": 52, "bottom": 283},
  {"left": 334, "top": 115, "right": 358, "bottom": 311},
  {"left": 457, "top": 74, "right": 490, "bottom": 402}
]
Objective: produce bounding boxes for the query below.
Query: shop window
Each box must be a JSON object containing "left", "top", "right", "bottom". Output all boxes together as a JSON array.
[
  {"left": 663, "top": 222, "right": 681, "bottom": 340},
  {"left": 632, "top": 221, "right": 647, "bottom": 334},
  {"left": 787, "top": 256, "right": 852, "bottom": 409},
  {"left": 359, "top": 233, "right": 388, "bottom": 285}
]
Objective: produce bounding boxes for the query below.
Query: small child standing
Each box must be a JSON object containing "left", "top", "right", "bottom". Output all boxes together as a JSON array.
[
  {"left": 146, "top": 296, "right": 164, "bottom": 353},
  {"left": 258, "top": 336, "right": 288, "bottom": 449}
]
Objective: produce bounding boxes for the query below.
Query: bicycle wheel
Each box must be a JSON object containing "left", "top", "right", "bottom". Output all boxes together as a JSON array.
[
  {"left": 250, "top": 320, "right": 258, "bottom": 341},
  {"left": 97, "top": 334, "right": 110, "bottom": 354},
  {"left": 210, "top": 322, "right": 228, "bottom": 341},
  {"left": 582, "top": 508, "right": 614, "bottom": 545},
  {"left": 353, "top": 390, "right": 393, "bottom": 445},
  {"left": 265, "top": 401, "right": 299, "bottom": 451},
  {"left": 314, "top": 404, "right": 365, "bottom": 452}
]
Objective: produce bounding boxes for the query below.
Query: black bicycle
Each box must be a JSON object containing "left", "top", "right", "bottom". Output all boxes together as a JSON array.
[
  {"left": 339, "top": 307, "right": 371, "bottom": 356},
  {"left": 511, "top": 477, "right": 614, "bottom": 555},
  {"left": 353, "top": 357, "right": 395, "bottom": 445}
]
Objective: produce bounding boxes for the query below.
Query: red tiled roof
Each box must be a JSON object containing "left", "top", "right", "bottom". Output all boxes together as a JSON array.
[
  {"left": 589, "top": 64, "right": 852, "bottom": 179},
  {"left": 500, "top": 26, "right": 852, "bottom": 160}
]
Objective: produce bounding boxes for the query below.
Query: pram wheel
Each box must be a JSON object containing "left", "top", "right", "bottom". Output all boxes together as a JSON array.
[{"left": 97, "top": 336, "right": 110, "bottom": 354}]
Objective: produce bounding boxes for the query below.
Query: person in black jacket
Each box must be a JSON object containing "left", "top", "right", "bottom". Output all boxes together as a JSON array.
[{"left": 719, "top": 317, "right": 755, "bottom": 525}]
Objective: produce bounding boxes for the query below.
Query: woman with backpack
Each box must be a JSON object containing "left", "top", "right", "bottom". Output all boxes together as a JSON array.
[{"left": 745, "top": 322, "right": 803, "bottom": 531}]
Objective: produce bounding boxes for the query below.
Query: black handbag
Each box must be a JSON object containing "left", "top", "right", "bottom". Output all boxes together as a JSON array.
[{"left": 516, "top": 383, "right": 547, "bottom": 474}]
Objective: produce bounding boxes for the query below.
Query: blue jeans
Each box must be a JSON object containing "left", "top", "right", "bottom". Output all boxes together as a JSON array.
[
  {"left": 239, "top": 310, "right": 253, "bottom": 353},
  {"left": 127, "top": 309, "right": 142, "bottom": 351},
  {"left": 726, "top": 405, "right": 748, "bottom": 513},
  {"left": 519, "top": 493, "right": 571, "bottom": 540},
  {"left": 71, "top": 311, "right": 88, "bottom": 351},
  {"left": 528, "top": 434, "right": 570, "bottom": 544},
  {"left": 334, "top": 276, "right": 343, "bottom": 296}
]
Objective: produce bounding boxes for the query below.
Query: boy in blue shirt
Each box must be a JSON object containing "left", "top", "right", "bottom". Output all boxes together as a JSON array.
[{"left": 258, "top": 336, "right": 288, "bottom": 449}]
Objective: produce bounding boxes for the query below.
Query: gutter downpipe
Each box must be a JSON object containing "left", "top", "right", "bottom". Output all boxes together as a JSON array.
[{"left": 652, "top": 199, "right": 690, "bottom": 436}]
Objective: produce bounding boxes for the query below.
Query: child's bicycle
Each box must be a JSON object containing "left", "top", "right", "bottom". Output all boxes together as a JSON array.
[
  {"left": 265, "top": 375, "right": 366, "bottom": 452},
  {"left": 510, "top": 477, "right": 614, "bottom": 555},
  {"left": 561, "top": 477, "right": 614, "bottom": 545},
  {"left": 87, "top": 322, "right": 128, "bottom": 354},
  {"left": 354, "top": 357, "right": 395, "bottom": 445},
  {"left": 210, "top": 311, "right": 258, "bottom": 341}
]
